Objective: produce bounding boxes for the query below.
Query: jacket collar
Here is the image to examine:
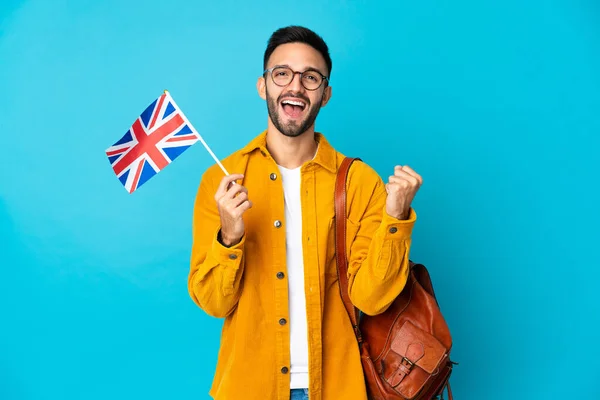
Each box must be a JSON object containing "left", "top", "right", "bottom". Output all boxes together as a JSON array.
[{"left": 240, "top": 129, "right": 337, "bottom": 173}]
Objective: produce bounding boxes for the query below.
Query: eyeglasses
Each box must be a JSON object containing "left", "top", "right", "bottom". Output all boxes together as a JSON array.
[{"left": 263, "top": 66, "right": 329, "bottom": 91}]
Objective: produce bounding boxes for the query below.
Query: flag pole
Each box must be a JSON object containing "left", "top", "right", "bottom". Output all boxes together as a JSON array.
[{"left": 163, "top": 90, "right": 231, "bottom": 177}]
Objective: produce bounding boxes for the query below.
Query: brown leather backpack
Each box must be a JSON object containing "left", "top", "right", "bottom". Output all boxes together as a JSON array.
[{"left": 335, "top": 157, "right": 456, "bottom": 400}]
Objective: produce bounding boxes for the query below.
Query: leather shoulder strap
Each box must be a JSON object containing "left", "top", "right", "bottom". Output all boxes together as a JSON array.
[{"left": 334, "top": 156, "right": 362, "bottom": 342}]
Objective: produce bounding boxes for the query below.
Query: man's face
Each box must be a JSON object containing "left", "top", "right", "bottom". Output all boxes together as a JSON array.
[{"left": 258, "top": 42, "right": 332, "bottom": 138}]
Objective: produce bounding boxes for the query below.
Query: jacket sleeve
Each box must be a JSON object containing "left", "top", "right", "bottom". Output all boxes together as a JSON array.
[
  {"left": 346, "top": 168, "right": 416, "bottom": 316},
  {"left": 188, "top": 171, "right": 246, "bottom": 318}
]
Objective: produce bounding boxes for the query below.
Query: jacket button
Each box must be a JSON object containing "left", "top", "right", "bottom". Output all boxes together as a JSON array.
[
  {"left": 276, "top": 272, "right": 285, "bottom": 279},
  {"left": 389, "top": 227, "right": 398, "bottom": 233},
  {"left": 281, "top": 366, "right": 289, "bottom": 374},
  {"left": 270, "top": 173, "right": 277, "bottom": 180},
  {"left": 274, "top": 220, "right": 282, "bottom": 228},
  {"left": 279, "top": 318, "right": 287, "bottom": 325},
  {"left": 229, "top": 254, "right": 237, "bottom": 260}
]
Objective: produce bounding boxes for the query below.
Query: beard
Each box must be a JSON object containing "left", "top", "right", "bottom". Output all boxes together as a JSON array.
[{"left": 266, "top": 86, "right": 323, "bottom": 138}]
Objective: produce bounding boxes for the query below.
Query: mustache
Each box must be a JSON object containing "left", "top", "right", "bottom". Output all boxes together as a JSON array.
[{"left": 278, "top": 92, "right": 311, "bottom": 106}]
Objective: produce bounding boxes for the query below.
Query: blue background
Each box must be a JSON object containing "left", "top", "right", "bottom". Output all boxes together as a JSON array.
[{"left": 1, "top": 0, "right": 599, "bottom": 399}]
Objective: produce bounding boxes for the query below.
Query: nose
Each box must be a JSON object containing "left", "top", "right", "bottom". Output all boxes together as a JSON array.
[{"left": 288, "top": 72, "right": 305, "bottom": 92}]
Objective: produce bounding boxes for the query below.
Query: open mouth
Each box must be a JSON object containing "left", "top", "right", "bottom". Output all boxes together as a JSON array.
[{"left": 281, "top": 98, "right": 307, "bottom": 119}]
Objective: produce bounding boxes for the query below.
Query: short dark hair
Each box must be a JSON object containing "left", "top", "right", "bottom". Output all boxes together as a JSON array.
[{"left": 263, "top": 25, "right": 332, "bottom": 78}]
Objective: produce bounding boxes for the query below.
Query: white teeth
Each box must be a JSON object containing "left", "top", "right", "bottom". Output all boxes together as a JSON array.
[{"left": 282, "top": 100, "right": 305, "bottom": 108}]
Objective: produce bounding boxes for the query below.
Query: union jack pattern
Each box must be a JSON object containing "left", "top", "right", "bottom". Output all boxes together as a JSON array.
[{"left": 105, "top": 91, "right": 200, "bottom": 193}]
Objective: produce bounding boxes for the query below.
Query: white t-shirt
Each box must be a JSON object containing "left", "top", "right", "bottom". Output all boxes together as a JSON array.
[{"left": 277, "top": 164, "right": 309, "bottom": 389}]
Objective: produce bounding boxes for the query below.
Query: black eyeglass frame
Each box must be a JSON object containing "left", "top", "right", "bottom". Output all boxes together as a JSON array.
[{"left": 263, "top": 65, "right": 329, "bottom": 91}]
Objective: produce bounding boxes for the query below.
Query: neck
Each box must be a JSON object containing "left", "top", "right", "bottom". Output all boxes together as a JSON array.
[{"left": 266, "top": 122, "right": 318, "bottom": 169}]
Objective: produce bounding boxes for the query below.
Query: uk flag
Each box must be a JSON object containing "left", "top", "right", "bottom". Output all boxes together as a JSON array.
[{"left": 105, "top": 91, "right": 200, "bottom": 193}]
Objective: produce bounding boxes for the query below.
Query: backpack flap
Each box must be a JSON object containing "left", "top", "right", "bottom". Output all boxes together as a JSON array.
[{"left": 383, "top": 320, "right": 449, "bottom": 398}]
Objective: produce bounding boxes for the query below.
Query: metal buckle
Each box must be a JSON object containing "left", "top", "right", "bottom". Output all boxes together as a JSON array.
[{"left": 401, "top": 357, "right": 414, "bottom": 368}]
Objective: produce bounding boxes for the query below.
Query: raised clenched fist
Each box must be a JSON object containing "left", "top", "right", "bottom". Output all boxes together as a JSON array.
[{"left": 385, "top": 165, "right": 423, "bottom": 220}]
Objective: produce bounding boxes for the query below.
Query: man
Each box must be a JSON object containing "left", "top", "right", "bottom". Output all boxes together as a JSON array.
[{"left": 188, "top": 25, "right": 422, "bottom": 400}]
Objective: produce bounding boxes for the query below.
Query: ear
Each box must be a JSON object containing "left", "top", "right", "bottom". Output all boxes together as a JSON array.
[
  {"left": 257, "top": 76, "right": 267, "bottom": 100},
  {"left": 320, "top": 85, "right": 332, "bottom": 107}
]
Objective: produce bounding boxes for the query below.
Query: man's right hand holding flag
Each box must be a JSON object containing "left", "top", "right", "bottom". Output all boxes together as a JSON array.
[{"left": 215, "top": 174, "right": 252, "bottom": 247}]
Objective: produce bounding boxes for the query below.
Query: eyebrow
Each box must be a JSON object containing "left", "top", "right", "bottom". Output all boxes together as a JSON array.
[{"left": 273, "top": 64, "right": 326, "bottom": 76}]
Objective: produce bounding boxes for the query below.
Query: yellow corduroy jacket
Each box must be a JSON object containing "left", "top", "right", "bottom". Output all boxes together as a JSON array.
[{"left": 188, "top": 130, "right": 416, "bottom": 400}]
